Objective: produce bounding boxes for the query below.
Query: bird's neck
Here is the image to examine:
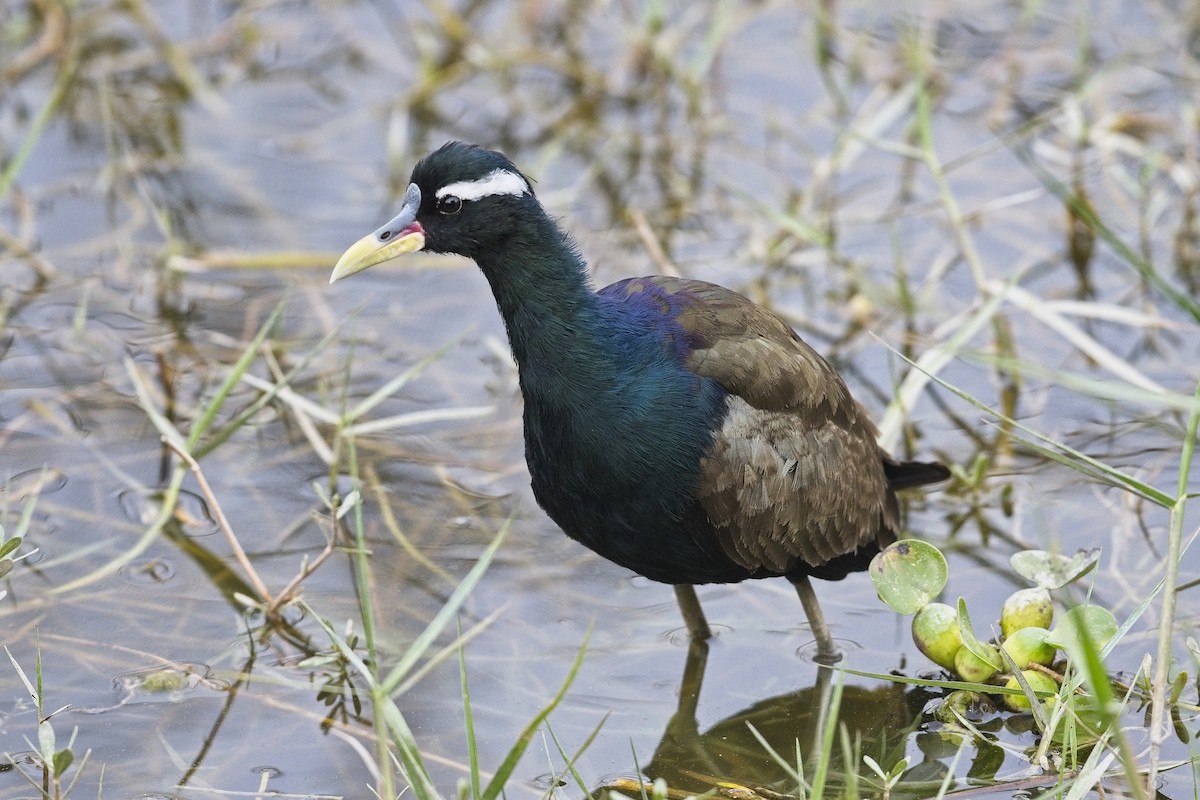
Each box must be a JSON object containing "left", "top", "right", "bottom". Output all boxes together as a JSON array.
[{"left": 474, "top": 212, "right": 617, "bottom": 400}]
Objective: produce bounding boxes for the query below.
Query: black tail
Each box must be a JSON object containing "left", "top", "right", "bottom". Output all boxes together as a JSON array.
[{"left": 884, "top": 458, "right": 951, "bottom": 490}]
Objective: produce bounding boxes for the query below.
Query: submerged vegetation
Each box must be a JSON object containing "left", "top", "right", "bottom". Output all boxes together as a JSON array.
[{"left": 1, "top": 0, "right": 1198, "bottom": 798}]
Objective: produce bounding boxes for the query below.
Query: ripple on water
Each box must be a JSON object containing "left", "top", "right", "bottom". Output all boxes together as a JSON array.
[
  {"left": 795, "top": 637, "right": 863, "bottom": 665},
  {"left": 665, "top": 623, "right": 732, "bottom": 648},
  {"left": 118, "top": 557, "right": 176, "bottom": 584},
  {"left": 530, "top": 773, "right": 568, "bottom": 790},
  {"left": 11, "top": 537, "right": 48, "bottom": 565},
  {"left": 3, "top": 751, "right": 43, "bottom": 769},
  {"left": 117, "top": 487, "right": 218, "bottom": 536},
  {"left": 245, "top": 601, "right": 306, "bottom": 627},
  {"left": 3, "top": 467, "right": 69, "bottom": 497},
  {"left": 110, "top": 662, "right": 229, "bottom": 703}
]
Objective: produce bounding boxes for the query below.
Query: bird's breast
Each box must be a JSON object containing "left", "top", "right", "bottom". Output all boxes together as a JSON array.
[{"left": 518, "top": 377, "right": 749, "bottom": 584}]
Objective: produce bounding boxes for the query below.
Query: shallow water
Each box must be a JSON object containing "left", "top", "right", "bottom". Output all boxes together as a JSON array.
[{"left": 2, "top": 0, "right": 1198, "bottom": 798}]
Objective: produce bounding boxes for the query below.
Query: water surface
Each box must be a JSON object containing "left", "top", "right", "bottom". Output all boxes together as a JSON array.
[{"left": 2, "top": 1, "right": 1198, "bottom": 797}]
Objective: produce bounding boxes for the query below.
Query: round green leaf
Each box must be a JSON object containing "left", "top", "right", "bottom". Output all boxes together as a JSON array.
[
  {"left": 1045, "top": 605, "right": 1118, "bottom": 659},
  {"left": 870, "top": 539, "right": 949, "bottom": 615},
  {"left": 1010, "top": 548, "right": 1100, "bottom": 590},
  {"left": 1047, "top": 695, "right": 1107, "bottom": 747}
]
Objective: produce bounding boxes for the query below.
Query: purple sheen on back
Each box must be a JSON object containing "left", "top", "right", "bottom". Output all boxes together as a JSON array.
[{"left": 597, "top": 277, "right": 703, "bottom": 362}]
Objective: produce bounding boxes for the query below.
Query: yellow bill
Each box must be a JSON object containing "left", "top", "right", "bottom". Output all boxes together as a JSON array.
[{"left": 329, "top": 183, "right": 424, "bottom": 283}]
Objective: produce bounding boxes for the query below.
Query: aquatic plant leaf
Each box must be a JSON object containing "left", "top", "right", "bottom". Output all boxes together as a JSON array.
[
  {"left": 1010, "top": 548, "right": 1100, "bottom": 589},
  {"left": 1000, "top": 587, "right": 1053, "bottom": 638},
  {"left": 1169, "top": 670, "right": 1188, "bottom": 705},
  {"left": 1046, "top": 694, "right": 1107, "bottom": 747},
  {"left": 38, "top": 719, "right": 55, "bottom": 765},
  {"left": 912, "top": 602, "right": 962, "bottom": 670},
  {"left": 957, "top": 597, "right": 1002, "bottom": 670},
  {"left": 1045, "top": 605, "right": 1117, "bottom": 662},
  {"left": 0, "top": 536, "right": 22, "bottom": 559},
  {"left": 870, "top": 539, "right": 948, "bottom": 615},
  {"left": 52, "top": 748, "right": 73, "bottom": 777}
]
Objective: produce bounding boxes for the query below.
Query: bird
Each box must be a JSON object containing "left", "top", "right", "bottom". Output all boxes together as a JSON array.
[{"left": 330, "top": 142, "right": 949, "bottom": 661}]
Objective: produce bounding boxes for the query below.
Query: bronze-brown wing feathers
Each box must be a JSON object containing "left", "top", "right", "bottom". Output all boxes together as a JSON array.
[{"left": 617, "top": 276, "right": 906, "bottom": 578}]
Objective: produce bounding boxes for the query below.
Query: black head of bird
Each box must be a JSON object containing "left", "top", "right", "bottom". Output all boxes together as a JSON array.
[
  {"left": 332, "top": 141, "right": 949, "bottom": 660},
  {"left": 332, "top": 145, "right": 538, "bottom": 269}
]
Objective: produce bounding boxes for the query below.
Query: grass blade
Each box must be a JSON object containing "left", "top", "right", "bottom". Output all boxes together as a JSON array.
[
  {"left": 348, "top": 334, "right": 469, "bottom": 422},
  {"left": 187, "top": 298, "right": 287, "bottom": 451},
  {"left": 303, "top": 601, "right": 443, "bottom": 800},
  {"left": 380, "top": 518, "right": 511, "bottom": 695},
  {"left": 459, "top": 621, "right": 481, "bottom": 800},
  {"left": 479, "top": 627, "right": 591, "bottom": 800}
]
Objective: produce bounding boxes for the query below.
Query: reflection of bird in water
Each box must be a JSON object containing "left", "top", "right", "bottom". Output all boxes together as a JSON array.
[
  {"left": 632, "top": 641, "right": 934, "bottom": 797},
  {"left": 332, "top": 143, "right": 949, "bottom": 660}
]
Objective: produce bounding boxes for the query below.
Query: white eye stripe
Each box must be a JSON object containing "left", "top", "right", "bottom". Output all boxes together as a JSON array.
[{"left": 435, "top": 169, "right": 530, "bottom": 202}]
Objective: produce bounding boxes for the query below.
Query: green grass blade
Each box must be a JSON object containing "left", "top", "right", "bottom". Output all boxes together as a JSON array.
[
  {"left": 973, "top": 353, "right": 1199, "bottom": 414},
  {"left": 746, "top": 722, "right": 807, "bottom": 794},
  {"left": 0, "top": 45, "right": 78, "bottom": 205},
  {"left": 392, "top": 608, "right": 504, "bottom": 697},
  {"left": 124, "top": 355, "right": 190, "bottom": 452},
  {"left": 993, "top": 423, "right": 1175, "bottom": 508},
  {"left": 346, "top": 406, "right": 494, "bottom": 437},
  {"left": 835, "top": 664, "right": 1029, "bottom": 701},
  {"left": 378, "top": 697, "right": 444, "bottom": 800},
  {"left": 11, "top": 486, "right": 41, "bottom": 541},
  {"left": 886, "top": 343, "right": 1176, "bottom": 508},
  {"left": 342, "top": 434, "right": 379, "bottom": 662},
  {"left": 380, "top": 519, "right": 510, "bottom": 694},
  {"left": 187, "top": 297, "right": 287, "bottom": 451},
  {"left": 196, "top": 313, "right": 350, "bottom": 459},
  {"left": 5, "top": 646, "right": 37, "bottom": 703},
  {"left": 459, "top": 621, "right": 481, "bottom": 800},
  {"left": 876, "top": 287, "right": 1010, "bottom": 451},
  {"left": 1014, "top": 149, "right": 1200, "bottom": 324},
  {"left": 348, "top": 333, "right": 469, "bottom": 421},
  {"left": 808, "top": 667, "right": 844, "bottom": 800},
  {"left": 303, "top": 601, "right": 443, "bottom": 800},
  {"left": 545, "top": 714, "right": 611, "bottom": 797},
  {"left": 338, "top": 433, "right": 397, "bottom": 798},
  {"left": 46, "top": 358, "right": 191, "bottom": 595},
  {"left": 1145, "top": 377, "right": 1200, "bottom": 791},
  {"left": 479, "top": 627, "right": 591, "bottom": 800}
]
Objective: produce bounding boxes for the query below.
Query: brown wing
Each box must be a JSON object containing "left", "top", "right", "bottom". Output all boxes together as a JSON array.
[{"left": 616, "top": 276, "right": 899, "bottom": 575}]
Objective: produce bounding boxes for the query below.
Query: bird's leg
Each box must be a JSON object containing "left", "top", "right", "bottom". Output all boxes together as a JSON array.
[
  {"left": 646, "top": 636, "right": 709, "bottom": 787},
  {"left": 790, "top": 575, "right": 841, "bottom": 664},
  {"left": 673, "top": 585, "right": 712, "bottom": 640},
  {"left": 676, "top": 636, "right": 708, "bottom": 721}
]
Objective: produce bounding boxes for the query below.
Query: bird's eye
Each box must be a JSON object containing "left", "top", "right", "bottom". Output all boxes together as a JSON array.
[{"left": 438, "top": 195, "right": 463, "bottom": 215}]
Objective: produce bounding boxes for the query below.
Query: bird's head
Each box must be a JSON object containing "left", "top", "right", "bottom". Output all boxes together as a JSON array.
[{"left": 330, "top": 142, "right": 536, "bottom": 282}]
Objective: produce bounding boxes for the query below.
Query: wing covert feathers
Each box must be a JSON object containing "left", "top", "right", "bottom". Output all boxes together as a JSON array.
[{"left": 616, "top": 275, "right": 907, "bottom": 575}]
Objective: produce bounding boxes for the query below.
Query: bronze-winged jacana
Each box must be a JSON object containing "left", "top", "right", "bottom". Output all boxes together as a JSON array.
[{"left": 331, "top": 142, "right": 949, "bottom": 660}]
